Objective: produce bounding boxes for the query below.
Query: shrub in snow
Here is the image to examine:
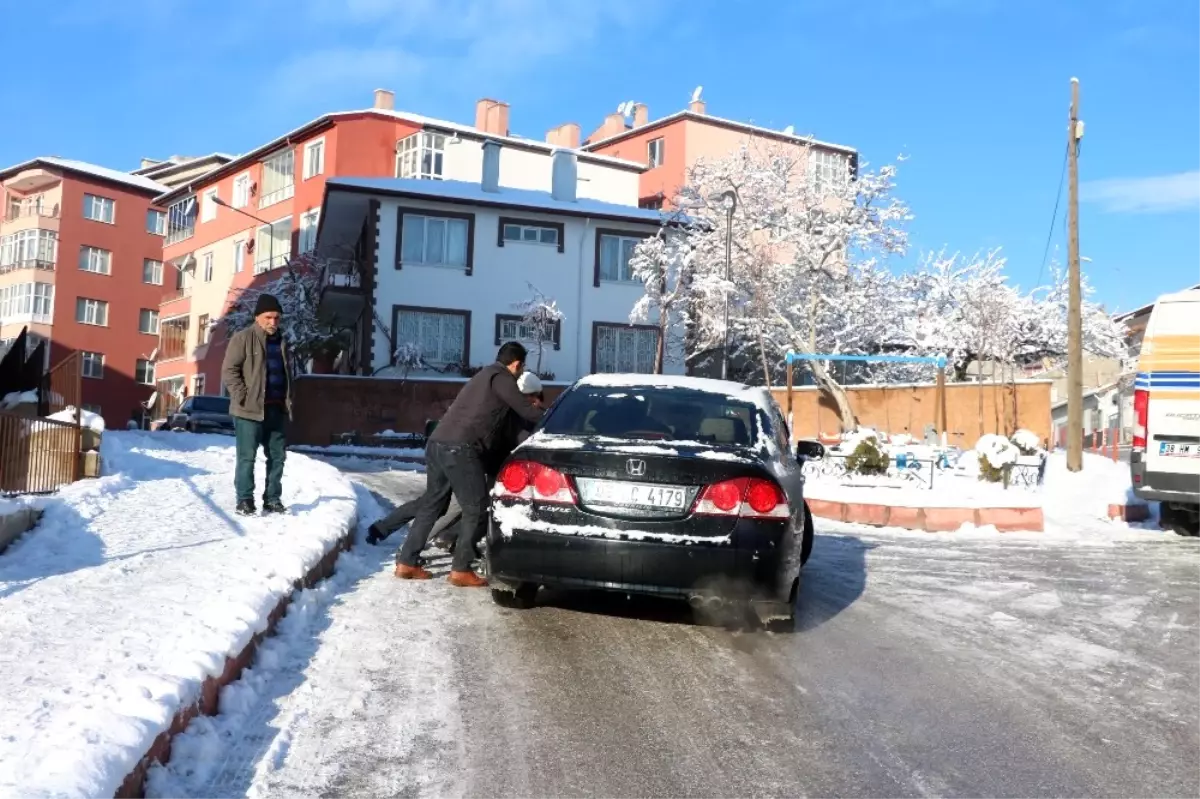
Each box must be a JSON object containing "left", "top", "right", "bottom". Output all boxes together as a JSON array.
[
  {"left": 975, "top": 433, "right": 1018, "bottom": 483},
  {"left": 1010, "top": 428, "right": 1042, "bottom": 456},
  {"left": 845, "top": 432, "right": 889, "bottom": 476}
]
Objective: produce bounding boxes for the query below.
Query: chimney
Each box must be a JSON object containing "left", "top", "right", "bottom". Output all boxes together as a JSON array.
[
  {"left": 481, "top": 139, "right": 501, "bottom": 193},
  {"left": 545, "top": 123, "right": 581, "bottom": 149},
  {"left": 632, "top": 103, "right": 649, "bottom": 128},
  {"left": 688, "top": 99, "right": 706, "bottom": 115},
  {"left": 475, "top": 99, "right": 510, "bottom": 136},
  {"left": 550, "top": 149, "right": 577, "bottom": 203},
  {"left": 374, "top": 89, "right": 395, "bottom": 110}
]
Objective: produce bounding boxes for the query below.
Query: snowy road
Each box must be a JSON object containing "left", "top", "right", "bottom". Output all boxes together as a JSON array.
[{"left": 151, "top": 461, "right": 1200, "bottom": 798}]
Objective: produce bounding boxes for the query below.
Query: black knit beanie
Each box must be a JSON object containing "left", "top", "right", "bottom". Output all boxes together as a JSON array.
[{"left": 254, "top": 293, "right": 283, "bottom": 316}]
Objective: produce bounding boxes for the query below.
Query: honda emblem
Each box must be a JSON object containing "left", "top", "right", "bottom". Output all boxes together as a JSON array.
[{"left": 626, "top": 458, "right": 647, "bottom": 477}]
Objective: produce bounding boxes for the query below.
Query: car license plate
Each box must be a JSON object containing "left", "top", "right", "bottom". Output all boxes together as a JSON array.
[
  {"left": 1159, "top": 442, "right": 1199, "bottom": 457},
  {"left": 578, "top": 479, "right": 689, "bottom": 510}
]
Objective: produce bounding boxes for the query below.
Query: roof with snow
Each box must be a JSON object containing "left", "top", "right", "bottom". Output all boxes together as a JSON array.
[
  {"left": 578, "top": 373, "right": 761, "bottom": 396},
  {"left": 0, "top": 156, "right": 168, "bottom": 195},
  {"left": 154, "top": 108, "right": 647, "bottom": 205},
  {"left": 325, "top": 177, "right": 685, "bottom": 226},
  {"left": 582, "top": 109, "right": 858, "bottom": 155}
]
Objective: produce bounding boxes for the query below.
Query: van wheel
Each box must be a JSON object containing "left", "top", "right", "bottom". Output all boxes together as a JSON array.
[
  {"left": 491, "top": 583, "right": 538, "bottom": 609},
  {"left": 1162, "top": 505, "right": 1200, "bottom": 537}
]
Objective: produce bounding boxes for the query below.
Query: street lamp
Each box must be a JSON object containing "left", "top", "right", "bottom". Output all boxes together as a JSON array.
[
  {"left": 710, "top": 189, "right": 737, "bottom": 380},
  {"left": 213, "top": 196, "right": 273, "bottom": 271}
]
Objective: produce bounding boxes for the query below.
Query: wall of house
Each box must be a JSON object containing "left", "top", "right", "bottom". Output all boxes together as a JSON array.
[
  {"left": 369, "top": 195, "right": 677, "bottom": 382},
  {"left": 587, "top": 120, "right": 688, "bottom": 206}
]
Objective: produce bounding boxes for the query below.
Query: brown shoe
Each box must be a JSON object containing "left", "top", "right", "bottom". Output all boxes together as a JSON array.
[
  {"left": 448, "top": 570, "right": 488, "bottom": 588},
  {"left": 395, "top": 563, "right": 432, "bottom": 580}
]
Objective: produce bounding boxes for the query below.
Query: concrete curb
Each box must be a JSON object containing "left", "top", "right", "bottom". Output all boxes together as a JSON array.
[
  {"left": 1107, "top": 503, "right": 1150, "bottom": 522},
  {"left": 0, "top": 507, "right": 43, "bottom": 555},
  {"left": 807, "top": 499, "right": 1044, "bottom": 532},
  {"left": 113, "top": 511, "right": 359, "bottom": 799}
]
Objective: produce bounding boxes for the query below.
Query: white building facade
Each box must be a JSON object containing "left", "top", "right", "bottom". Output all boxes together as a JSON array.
[{"left": 315, "top": 144, "right": 681, "bottom": 382}]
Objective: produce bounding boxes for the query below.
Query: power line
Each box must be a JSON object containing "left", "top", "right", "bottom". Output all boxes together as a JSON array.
[{"left": 1036, "top": 141, "right": 1069, "bottom": 288}]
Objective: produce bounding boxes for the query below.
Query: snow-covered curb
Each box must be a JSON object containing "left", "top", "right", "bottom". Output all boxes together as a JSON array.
[
  {"left": 0, "top": 432, "right": 360, "bottom": 799},
  {"left": 807, "top": 497, "right": 1043, "bottom": 532}
]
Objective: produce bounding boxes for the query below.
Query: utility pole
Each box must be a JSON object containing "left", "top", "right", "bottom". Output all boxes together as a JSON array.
[{"left": 1066, "top": 77, "right": 1084, "bottom": 471}]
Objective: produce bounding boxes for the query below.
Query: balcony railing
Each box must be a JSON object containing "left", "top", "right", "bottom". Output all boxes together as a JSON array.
[
  {"left": 161, "top": 287, "right": 192, "bottom": 305},
  {"left": 254, "top": 252, "right": 292, "bottom": 275},
  {"left": 166, "top": 225, "right": 195, "bottom": 246},
  {"left": 4, "top": 205, "right": 59, "bottom": 222},
  {"left": 258, "top": 183, "right": 294, "bottom": 209},
  {"left": 0, "top": 259, "right": 55, "bottom": 275},
  {"left": 323, "top": 258, "right": 362, "bottom": 288}
]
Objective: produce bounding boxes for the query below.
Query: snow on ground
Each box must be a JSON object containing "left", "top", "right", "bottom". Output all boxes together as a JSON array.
[
  {"left": 144, "top": 469, "right": 462, "bottom": 799},
  {"left": 0, "top": 431, "right": 358, "bottom": 799},
  {"left": 804, "top": 474, "right": 1043, "bottom": 508},
  {"left": 291, "top": 443, "right": 425, "bottom": 459}
]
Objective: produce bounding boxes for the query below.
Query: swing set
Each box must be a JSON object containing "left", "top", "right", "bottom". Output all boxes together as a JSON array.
[{"left": 783, "top": 351, "right": 951, "bottom": 444}]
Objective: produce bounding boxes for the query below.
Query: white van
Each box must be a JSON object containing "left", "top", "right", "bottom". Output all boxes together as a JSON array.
[{"left": 1131, "top": 288, "right": 1200, "bottom": 535}]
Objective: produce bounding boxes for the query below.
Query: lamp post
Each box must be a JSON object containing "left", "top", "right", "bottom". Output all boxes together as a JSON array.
[
  {"left": 213, "top": 196, "right": 273, "bottom": 271},
  {"left": 713, "top": 189, "right": 737, "bottom": 380}
]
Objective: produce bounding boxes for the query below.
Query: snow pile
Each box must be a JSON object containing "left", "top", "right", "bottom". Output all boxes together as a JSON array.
[
  {"left": 1, "top": 390, "right": 38, "bottom": 409},
  {"left": 0, "top": 431, "right": 358, "bottom": 798},
  {"left": 1041, "top": 450, "right": 1146, "bottom": 531},
  {"left": 1011, "top": 428, "right": 1042, "bottom": 455},
  {"left": 975, "top": 434, "right": 1019, "bottom": 469},
  {"left": 46, "top": 404, "right": 106, "bottom": 432}
]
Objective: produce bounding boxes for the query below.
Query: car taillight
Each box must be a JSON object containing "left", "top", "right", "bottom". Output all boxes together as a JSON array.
[
  {"left": 694, "top": 477, "right": 789, "bottom": 519},
  {"left": 495, "top": 460, "right": 576, "bottom": 505},
  {"left": 1133, "top": 388, "right": 1149, "bottom": 451}
]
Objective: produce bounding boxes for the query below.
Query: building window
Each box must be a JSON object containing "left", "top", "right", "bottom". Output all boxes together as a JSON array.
[
  {"left": 593, "top": 324, "right": 658, "bottom": 374},
  {"left": 76, "top": 297, "right": 109, "bottom": 326},
  {"left": 254, "top": 217, "right": 292, "bottom": 273},
  {"left": 79, "top": 245, "right": 112, "bottom": 275},
  {"left": 166, "top": 196, "right": 196, "bottom": 244},
  {"left": 647, "top": 138, "right": 664, "bottom": 168},
  {"left": 495, "top": 314, "right": 561, "bottom": 349},
  {"left": 809, "top": 150, "right": 849, "bottom": 192},
  {"left": 233, "top": 239, "right": 246, "bottom": 273},
  {"left": 304, "top": 138, "right": 325, "bottom": 180},
  {"left": 596, "top": 231, "right": 643, "bottom": 283},
  {"left": 232, "top": 173, "right": 251, "bottom": 208},
  {"left": 259, "top": 148, "right": 296, "bottom": 208},
  {"left": 202, "top": 252, "right": 214, "bottom": 282},
  {"left": 0, "top": 282, "right": 54, "bottom": 324},
  {"left": 136, "top": 359, "right": 155, "bottom": 385},
  {"left": 299, "top": 209, "right": 320, "bottom": 253},
  {"left": 198, "top": 314, "right": 212, "bottom": 345},
  {"left": 143, "top": 258, "right": 164, "bottom": 285},
  {"left": 0, "top": 229, "right": 57, "bottom": 270},
  {"left": 158, "top": 316, "right": 189, "bottom": 361},
  {"left": 399, "top": 213, "right": 470, "bottom": 269},
  {"left": 82, "top": 194, "right": 115, "bottom": 224},
  {"left": 192, "top": 374, "right": 207, "bottom": 396},
  {"left": 81, "top": 351, "right": 104, "bottom": 379},
  {"left": 499, "top": 219, "right": 561, "bottom": 250},
  {"left": 139, "top": 309, "right": 160, "bottom": 335},
  {"left": 394, "top": 307, "right": 469, "bottom": 371},
  {"left": 638, "top": 195, "right": 664, "bottom": 211},
  {"left": 146, "top": 209, "right": 167, "bottom": 235},
  {"left": 201, "top": 188, "right": 218, "bottom": 223},
  {"left": 395, "top": 132, "right": 446, "bottom": 180}
]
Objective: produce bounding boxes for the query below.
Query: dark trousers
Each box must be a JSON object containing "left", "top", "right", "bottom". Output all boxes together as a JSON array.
[
  {"left": 398, "top": 441, "right": 489, "bottom": 573},
  {"left": 235, "top": 405, "right": 286, "bottom": 503}
]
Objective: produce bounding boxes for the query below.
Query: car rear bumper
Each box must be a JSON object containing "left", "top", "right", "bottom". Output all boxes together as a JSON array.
[
  {"left": 1131, "top": 460, "right": 1200, "bottom": 506},
  {"left": 486, "top": 522, "right": 793, "bottom": 604}
]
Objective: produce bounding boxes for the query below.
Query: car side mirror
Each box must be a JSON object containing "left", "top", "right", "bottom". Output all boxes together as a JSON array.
[{"left": 795, "top": 440, "right": 825, "bottom": 461}]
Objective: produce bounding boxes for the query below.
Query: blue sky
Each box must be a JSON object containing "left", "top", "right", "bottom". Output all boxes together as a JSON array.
[{"left": 1, "top": 0, "right": 1195, "bottom": 313}]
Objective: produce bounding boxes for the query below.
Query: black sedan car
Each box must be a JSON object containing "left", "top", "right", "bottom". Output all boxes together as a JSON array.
[
  {"left": 165, "top": 395, "right": 235, "bottom": 435},
  {"left": 485, "top": 374, "right": 823, "bottom": 628}
]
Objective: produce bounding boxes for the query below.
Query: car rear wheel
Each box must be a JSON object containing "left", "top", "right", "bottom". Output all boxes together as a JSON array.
[
  {"left": 491, "top": 582, "right": 538, "bottom": 609},
  {"left": 800, "top": 501, "right": 815, "bottom": 565}
]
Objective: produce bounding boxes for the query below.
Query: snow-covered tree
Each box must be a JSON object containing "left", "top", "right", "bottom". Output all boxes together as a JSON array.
[
  {"left": 628, "top": 227, "right": 699, "bottom": 373},
  {"left": 512, "top": 283, "right": 564, "bottom": 374}
]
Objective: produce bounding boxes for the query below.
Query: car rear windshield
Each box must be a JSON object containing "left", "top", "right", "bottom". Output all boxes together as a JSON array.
[
  {"left": 541, "top": 386, "right": 759, "bottom": 446},
  {"left": 192, "top": 397, "right": 230, "bottom": 414}
]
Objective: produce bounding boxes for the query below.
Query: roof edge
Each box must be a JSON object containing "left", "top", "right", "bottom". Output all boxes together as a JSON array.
[{"left": 582, "top": 110, "right": 858, "bottom": 155}]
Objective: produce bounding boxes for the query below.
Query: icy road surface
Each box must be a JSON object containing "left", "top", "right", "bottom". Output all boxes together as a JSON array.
[{"left": 150, "top": 461, "right": 1200, "bottom": 798}]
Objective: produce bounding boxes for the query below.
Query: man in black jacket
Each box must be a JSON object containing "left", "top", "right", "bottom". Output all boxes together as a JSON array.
[
  {"left": 365, "top": 371, "right": 545, "bottom": 548},
  {"left": 395, "top": 342, "right": 543, "bottom": 587}
]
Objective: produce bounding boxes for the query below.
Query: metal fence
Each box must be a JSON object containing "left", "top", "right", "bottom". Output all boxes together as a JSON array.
[
  {"left": 801, "top": 451, "right": 1046, "bottom": 491},
  {"left": 44, "top": 351, "right": 81, "bottom": 416},
  {"left": 0, "top": 412, "right": 80, "bottom": 494}
]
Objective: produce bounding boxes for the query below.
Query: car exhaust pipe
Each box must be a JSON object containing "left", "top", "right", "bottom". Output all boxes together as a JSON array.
[{"left": 688, "top": 595, "right": 705, "bottom": 609}]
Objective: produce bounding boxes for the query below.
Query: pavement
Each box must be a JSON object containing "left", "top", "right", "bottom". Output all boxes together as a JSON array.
[{"left": 152, "top": 461, "right": 1200, "bottom": 798}]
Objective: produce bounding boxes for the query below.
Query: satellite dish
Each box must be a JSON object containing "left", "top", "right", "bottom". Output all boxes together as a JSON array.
[
  {"left": 691, "top": 85, "right": 703, "bottom": 103},
  {"left": 783, "top": 125, "right": 795, "bottom": 136},
  {"left": 147, "top": 347, "right": 158, "bottom": 362},
  {"left": 615, "top": 101, "right": 627, "bottom": 115},
  {"left": 624, "top": 100, "right": 635, "bottom": 116},
  {"left": 143, "top": 391, "right": 158, "bottom": 410}
]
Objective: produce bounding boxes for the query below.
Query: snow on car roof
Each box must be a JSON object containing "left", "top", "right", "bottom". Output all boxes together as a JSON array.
[{"left": 574, "top": 373, "right": 782, "bottom": 420}]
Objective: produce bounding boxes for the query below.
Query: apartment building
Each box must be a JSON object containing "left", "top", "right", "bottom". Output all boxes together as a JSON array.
[
  {"left": 151, "top": 89, "right": 646, "bottom": 416},
  {"left": 575, "top": 93, "right": 858, "bottom": 209},
  {"left": 315, "top": 144, "right": 680, "bottom": 382},
  {"left": 0, "top": 158, "right": 171, "bottom": 427}
]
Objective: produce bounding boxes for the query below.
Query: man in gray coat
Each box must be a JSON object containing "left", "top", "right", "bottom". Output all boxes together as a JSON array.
[{"left": 221, "top": 294, "right": 292, "bottom": 516}]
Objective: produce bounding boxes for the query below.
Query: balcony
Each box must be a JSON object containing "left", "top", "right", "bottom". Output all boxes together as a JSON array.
[
  {"left": 166, "top": 224, "right": 195, "bottom": 246},
  {"left": 5, "top": 204, "right": 59, "bottom": 223},
  {"left": 2, "top": 168, "right": 62, "bottom": 194},
  {"left": 1, "top": 203, "right": 61, "bottom": 235},
  {"left": 253, "top": 252, "right": 293, "bottom": 275},
  {"left": 317, "top": 258, "right": 367, "bottom": 328},
  {"left": 0, "top": 259, "right": 55, "bottom": 276},
  {"left": 160, "top": 287, "right": 192, "bottom": 308}
]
